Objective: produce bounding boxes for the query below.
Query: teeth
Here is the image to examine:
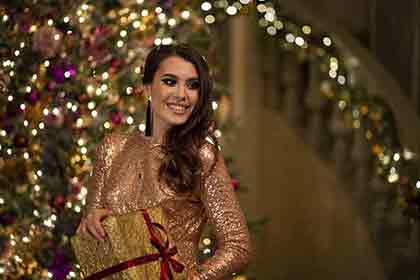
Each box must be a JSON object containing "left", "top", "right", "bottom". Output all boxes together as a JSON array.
[
  {"left": 167, "top": 104, "right": 187, "bottom": 113},
  {"left": 169, "top": 104, "right": 185, "bottom": 110}
]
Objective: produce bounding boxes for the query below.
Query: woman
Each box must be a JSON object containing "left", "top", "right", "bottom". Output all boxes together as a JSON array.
[{"left": 76, "top": 44, "right": 253, "bottom": 279}]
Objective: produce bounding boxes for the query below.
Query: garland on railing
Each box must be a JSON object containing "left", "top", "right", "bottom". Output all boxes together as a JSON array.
[{"left": 251, "top": 0, "right": 420, "bottom": 219}]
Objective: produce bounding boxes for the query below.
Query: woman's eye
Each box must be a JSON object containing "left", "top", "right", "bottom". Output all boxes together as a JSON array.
[
  {"left": 187, "top": 81, "right": 200, "bottom": 90},
  {"left": 162, "top": 78, "right": 176, "bottom": 86}
]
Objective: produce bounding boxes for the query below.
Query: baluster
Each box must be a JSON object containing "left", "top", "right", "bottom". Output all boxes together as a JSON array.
[
  {"left": 350, "top": 127, "right": 372, "bottom": 214},
  {"left": 304, "top": 63, "right": 327, "bottom": 153},
  {"left": 261, "top": 39, "right": 279, "bottom": 110},
  {"left": 282, "top": 53, "right": 303, "bottom": 129},
  {"left": 369, "top": 176, "right": 391, "bottom": 248},
  {"left": 384, "top": 191, "right": 411, "bottom": 278},
  {"left": 329, "top": 105, "right": 352, "bottom": 179}
]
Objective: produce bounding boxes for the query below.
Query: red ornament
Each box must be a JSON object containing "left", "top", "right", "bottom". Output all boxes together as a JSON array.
[
  {"left": 54, "top": 195, "right": 65, "bottom": 208},
  {"left": 231, "top": 178, "right": 238, "bottom": 191},
  {"left": 71, "top": 184, "right": 82, "bottom": 195}
]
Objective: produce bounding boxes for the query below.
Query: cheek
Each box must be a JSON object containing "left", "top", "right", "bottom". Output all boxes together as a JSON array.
[{"left": 190, "top": 91, "right": 200, "bottom": 105}]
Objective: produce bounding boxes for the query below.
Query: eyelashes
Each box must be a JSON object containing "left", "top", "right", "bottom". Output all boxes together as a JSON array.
[{"left": 161, "top": 77, "right": 200, "bottom": 90}]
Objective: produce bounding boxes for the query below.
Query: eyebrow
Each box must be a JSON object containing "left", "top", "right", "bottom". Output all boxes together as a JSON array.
[{"left": 161, "top": 73, "right": 199, "bottom": 80}]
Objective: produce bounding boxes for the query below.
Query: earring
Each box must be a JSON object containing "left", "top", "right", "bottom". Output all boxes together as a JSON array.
[{"left": 146, "top": 96, "right": 153, "bottom": 136}]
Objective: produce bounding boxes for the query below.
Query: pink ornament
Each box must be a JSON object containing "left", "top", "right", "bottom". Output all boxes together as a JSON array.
[
  {"left": 110, "top": 111, "right": 123, "bottom": 125},
  {"left": 32, "top": 26, "right": 63, "bottom": 58}
]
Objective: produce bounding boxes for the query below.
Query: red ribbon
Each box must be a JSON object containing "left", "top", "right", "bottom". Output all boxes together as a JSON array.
[{"left": 84, "top": 209, "right": 185, "bottom": 280}]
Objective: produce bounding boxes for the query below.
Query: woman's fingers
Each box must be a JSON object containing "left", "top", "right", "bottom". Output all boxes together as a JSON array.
[
  {"left": 84, "top": 208, "right": 112, "bottom": 241},
  {"left": 87, "top": 219, "right": 103, "bottom": 241},
  {"left": 75, "top": 208, "right": 112, "bottom": 241}
]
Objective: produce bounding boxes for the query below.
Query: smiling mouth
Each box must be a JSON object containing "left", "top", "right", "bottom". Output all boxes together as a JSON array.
[{"left": 166, "top": 103, "right": 190, "bottom": 114}]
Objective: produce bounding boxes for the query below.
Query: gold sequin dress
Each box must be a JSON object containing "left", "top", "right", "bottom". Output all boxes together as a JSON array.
[{"left": 83, "top": 130, "right": 254, "bottom": 280}]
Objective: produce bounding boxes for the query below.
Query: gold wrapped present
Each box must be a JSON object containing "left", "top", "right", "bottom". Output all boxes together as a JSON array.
[{"left": 71, "top": 207, "right": 187, "bottom": 280}]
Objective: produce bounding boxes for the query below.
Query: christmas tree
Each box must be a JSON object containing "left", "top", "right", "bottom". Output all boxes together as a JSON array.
[{"left": 0, "top": 1, "right": 257, "bottom": 279}]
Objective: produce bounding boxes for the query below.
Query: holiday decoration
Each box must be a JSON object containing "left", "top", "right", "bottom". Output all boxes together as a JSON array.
[{"left": 71, "top": 207, "right": 186, "bottom": 280}]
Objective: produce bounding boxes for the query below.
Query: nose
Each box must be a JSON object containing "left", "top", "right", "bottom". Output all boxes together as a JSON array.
[{"left": 175, "top": 83, "right": 187, "bottom": 100}]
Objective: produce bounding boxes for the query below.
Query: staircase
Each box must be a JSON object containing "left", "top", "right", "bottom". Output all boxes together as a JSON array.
[{"left": 229, "top": 2, "right": 420, "bottom": 279}]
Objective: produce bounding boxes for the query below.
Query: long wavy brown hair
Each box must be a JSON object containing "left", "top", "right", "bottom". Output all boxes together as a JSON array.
[{"left": 142, "top": 44, "right": 220, "bottom": 194}]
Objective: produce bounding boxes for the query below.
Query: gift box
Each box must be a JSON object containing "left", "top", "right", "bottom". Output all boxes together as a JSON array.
[{"left": 71, "top": 207, "right": 187, "bottom": 280}]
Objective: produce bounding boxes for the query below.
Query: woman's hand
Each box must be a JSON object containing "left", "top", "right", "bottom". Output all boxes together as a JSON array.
[{"left": 76, "top": 208, "right": 112, "bottom": 241}]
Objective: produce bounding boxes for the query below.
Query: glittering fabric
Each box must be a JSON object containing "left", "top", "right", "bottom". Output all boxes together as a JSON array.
[{"left": 83, "top": 130, "right": 254, "bottom": 279}]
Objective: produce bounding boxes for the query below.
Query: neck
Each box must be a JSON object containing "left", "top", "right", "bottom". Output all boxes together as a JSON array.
[{"left": 147, "top": 114, "right": 170, "bottom": 145}]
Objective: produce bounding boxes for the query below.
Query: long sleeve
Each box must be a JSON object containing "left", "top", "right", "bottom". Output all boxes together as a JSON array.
[
  {"left": 194, "top": 142, "right": 254, "bottom": 280},
  {"left": 83, "top": 132, "right": 123, "bottom": 216}
]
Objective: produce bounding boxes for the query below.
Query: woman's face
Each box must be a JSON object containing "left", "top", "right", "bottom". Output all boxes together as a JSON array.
[{"left": 144, "top": 55, "right": 200, "bottom": 131}]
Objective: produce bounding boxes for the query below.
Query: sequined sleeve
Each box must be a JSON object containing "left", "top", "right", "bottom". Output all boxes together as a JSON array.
[
  {"left": 194, "top": 141, "right": 254, "bottom": 280},
  {"left": 83, "top": 132, "right": 124, "bottom": 217}
]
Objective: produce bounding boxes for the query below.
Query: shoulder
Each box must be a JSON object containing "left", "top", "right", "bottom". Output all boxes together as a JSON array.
[
  {"left": 103, "top": 130, "right": 131, "bottom": 146},
  {"left": 97, "top": 130, "right": 132, "bottom": 156}
]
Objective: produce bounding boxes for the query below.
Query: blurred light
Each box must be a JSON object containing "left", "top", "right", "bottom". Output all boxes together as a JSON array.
[
  {"left": 337, "top": 75, "right": 346, "bottom": 85},
  {"left": 154, "top": 38, "right": 162, "bottom": 45},
  {"left": 201, "top": 2, "right": 212, "bottom": 11},
  {"left": 181, "top": 10, "right": 190, "bottom": 19},
  {"left": 141, "top": 9, "right": 149, "bottom": 17},
  {"left": 274, "top": 20, "right": 283, "bottom": 29},
  {"left": 285, "top": 33, "right": 295, "bottom": 43},
  {"left": 302, "top": 25, "right": 312, "bottom": 34},
  {"left": 88, "top": 101, "right": 96, "bottom": 110},
  {"left": 295, "top": 37, "right": 305, "bottom": 46},
  {"left": 205, "top": 15, "right": 215, "bottom": 24},
  {"left": 226, "top": 6, "right": 237, "bottom": 15},
  {"left": 388, "top": 173, "right": 399, "bottom": 183},
  {"left": 162, "top": 37, "right": 173, "bottom": 45},
  {"left": 139, "top": 123, "right": 146, "bottom": 131},
  {"left": 265, "top": 12, "right": 275, "bottom": 22},
  {"left": 203, "top": 238, "right": 212, "bottom": 245},
  {"left": 127, "top": 116, "right": 134, "bottom": 124},
  {"left": 133, "top": 20, "right": 141, "bottom": 28},
  {"left": 155, "top": 7, "right": 163, "bottom": 14},
  {"left": 168, "top": 18, "right": 176, "bottom": 26},
  {"left": 323, "top": 37, "right": 332, "bottom": 46},
  {"left": 257, "top": 4, "right": 267, "bottom": 13}
]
